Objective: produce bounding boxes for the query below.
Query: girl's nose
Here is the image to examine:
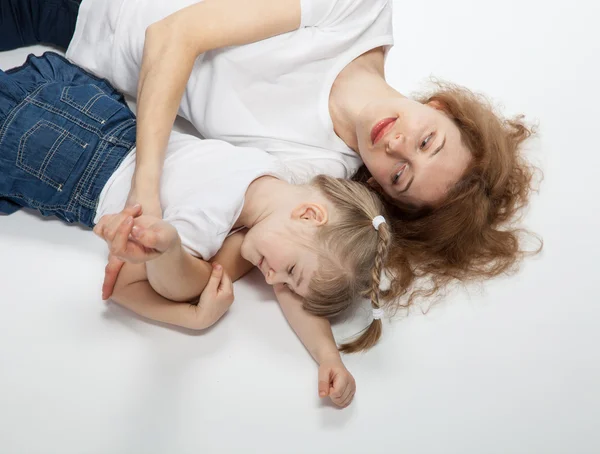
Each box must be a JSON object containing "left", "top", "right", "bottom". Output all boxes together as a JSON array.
[
  {"left": 265, "top": 269, "right": 283, "bottom": 286},
  {"left": 265, "top": 269, "right": 274, "bottom": 284}
]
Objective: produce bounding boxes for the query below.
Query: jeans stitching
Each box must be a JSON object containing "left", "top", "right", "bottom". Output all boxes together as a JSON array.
[
  {"left": 72, "top": 139, "right": 108, "bottom": 210},
  {"left": 0, "top": 192, "right": 70, "bottom": 210},
  {"left": 28, "top": 97, "right": 135, "bottom": 148},
  {"left": 61, "top": 85, "right": 112, "bottom": 124},
  {"left": 17, "top": 119, "right": 87, "bottom": 190},
  {"left": 75, "top": 116, "right": 136, "bottom": 203},
  {"left": 29, "top": 97, "right": 103, "bottom": 138},
  {"left": 0, "top": 84, "right": 47, "bottom": 147}
]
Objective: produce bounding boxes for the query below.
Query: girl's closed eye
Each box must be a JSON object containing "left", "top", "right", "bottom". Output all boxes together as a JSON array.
[{"left": 288, "top": 265, "right": 295, "bottom": 276}]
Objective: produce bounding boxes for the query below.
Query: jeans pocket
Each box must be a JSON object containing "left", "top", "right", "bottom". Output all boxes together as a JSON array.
[
  {"left": 60, "top": 84, "right": 125, "bottom": 124},
  {"left": 17, "top": 120, "right": 88, "bottom": 191}
]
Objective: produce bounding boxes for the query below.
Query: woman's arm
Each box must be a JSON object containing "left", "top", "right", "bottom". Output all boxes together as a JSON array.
[{"left": 129, "top": 0, "right": 301, "bottom": 213}]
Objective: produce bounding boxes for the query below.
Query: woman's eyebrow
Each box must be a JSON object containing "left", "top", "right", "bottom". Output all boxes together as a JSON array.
[
  {"left": 398, "top": 175, "right": 414, "bottom": 194},
  {"left": 431, "top": 135, "right": 446, "bottom": 158}
]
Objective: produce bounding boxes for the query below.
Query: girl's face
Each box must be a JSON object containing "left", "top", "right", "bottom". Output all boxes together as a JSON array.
[
  {"left": 240, "top": 204, "right": 323, "bottom": 298},
  {"left": 355, "top": 98, "right": 472, "bottom": 207}
]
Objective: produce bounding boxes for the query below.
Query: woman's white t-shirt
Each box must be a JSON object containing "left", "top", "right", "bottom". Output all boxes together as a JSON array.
[{"left": 66, "top": 0, "right": 394, "bottom": 183}]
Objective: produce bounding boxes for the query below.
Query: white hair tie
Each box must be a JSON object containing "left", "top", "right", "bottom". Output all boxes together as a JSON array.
[
  {"left": 372, "top": 215, "right": 386, "bottom": 231},
  {"left": 372, "top": 307, "right": 385, "bottom": 320}
]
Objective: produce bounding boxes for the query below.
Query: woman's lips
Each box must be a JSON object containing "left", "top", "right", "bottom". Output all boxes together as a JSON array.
[{"left": 371, "top": 117, "right": 397, "bottom": 145}]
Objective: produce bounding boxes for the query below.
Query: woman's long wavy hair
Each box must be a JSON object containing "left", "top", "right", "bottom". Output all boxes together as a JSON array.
[{"left": 355, "top": 81, "right": 542, "bottom": 310}]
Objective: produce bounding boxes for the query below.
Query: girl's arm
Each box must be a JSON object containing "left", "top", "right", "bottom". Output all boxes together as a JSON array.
[
  {"left": 129, "top": 0, "right": 301, "bottom": 215},
  {"left": 133, "top": 221, "right": 253, "bottom": 301},
  {"left": 111, "top": 261, "right": 233, "bottom": 330},
  {"left": 146, "top": 227, "right": 256, "bottom": 301},
  {"left": 104, "top": 223, "right": 355, "bottom": 407},
  {"left": 209, "top": 229, "right": 254, "bottom": 281},
  {"left": 96, "top": 207, "right": 212, "bottom": 301},
  {"left": 145, "top": 242, "right": 212, "bottom": 302},
  {"left": 274, "top": 285, "right": 357, "bottom": 408},
  {"left": 100, "top": 219, "right": 255, "bottom": 302}
]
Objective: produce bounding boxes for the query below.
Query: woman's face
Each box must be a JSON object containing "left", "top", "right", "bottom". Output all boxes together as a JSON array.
[{"left": 356, "top": 98, "right": 472, "bottom": 207}]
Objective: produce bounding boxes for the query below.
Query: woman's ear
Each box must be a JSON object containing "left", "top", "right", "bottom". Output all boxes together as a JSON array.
[
  {"left": 291, "top": 203, "right": 328, "bottom": 226},
  {"left": 426, "top": 99, "right": 447, "bottom": 113},
  {"left": 367, "top": 177, "right": 384, "bottom": 195}
]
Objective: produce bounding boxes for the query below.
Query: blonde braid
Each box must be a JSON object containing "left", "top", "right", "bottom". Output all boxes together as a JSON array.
[
  {"left": 339, "top": 217, "right": 391, "bottom": 353},
  {"left": 370, "top": 222, "right": 391, "bottom": 308}
]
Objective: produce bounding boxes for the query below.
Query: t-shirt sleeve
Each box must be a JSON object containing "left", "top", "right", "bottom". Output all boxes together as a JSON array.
[
  {"left": 300, "top": 0, "right": 389, "bottom": 29},
  {"left": 164, "top": 210, "right": 225, "bottom": 261}
]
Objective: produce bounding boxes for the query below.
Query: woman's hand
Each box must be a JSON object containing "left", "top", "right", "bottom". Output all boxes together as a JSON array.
[
  {"left": 318, "top": 357, "right": 357, "bottom": 408},
  {"left": 126, "top": 180, "right": 162, "bottom": 219},
  {"left": 93, "top": 205, "right": 180, "bottom": 264}
]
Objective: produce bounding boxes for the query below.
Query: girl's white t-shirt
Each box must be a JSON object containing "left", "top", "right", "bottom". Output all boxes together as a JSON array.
[
  {"left": 94, "top": 133, "right": 291, "bottom": 260},
  {"left": 66, "top": 0, "right": 394, "bottom": 183}
]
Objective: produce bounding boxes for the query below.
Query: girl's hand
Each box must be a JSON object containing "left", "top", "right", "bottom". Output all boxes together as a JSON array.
[
  {"left": 94, "top": 205, "right": 180, "bottom": 264},
  {"left": 318, "top": 359, "right": 357, "bottom": 408},
  {"left": 187, "top": 263, "right": 234, "bottom": 329}
]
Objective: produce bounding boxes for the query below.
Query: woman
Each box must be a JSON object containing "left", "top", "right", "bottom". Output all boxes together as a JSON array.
[{"left": 1, "top": 0, "right": 537, "bottom": 325}]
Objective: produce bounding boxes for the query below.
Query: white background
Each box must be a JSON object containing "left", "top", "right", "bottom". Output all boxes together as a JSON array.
[{"left": 1, "top": 0, "right": 599, "bottom": 452}]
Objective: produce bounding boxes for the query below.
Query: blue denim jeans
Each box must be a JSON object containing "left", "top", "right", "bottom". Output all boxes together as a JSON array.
[
  {"left": 0, "top": 52, "right": 136, "bottom": 227},
  {"left": 0, "top": 0, "right": 81, "bottom": 51}
]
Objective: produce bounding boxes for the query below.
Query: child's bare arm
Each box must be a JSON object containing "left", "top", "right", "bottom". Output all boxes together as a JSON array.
[
  {"left": 273, "top": 285, "right": 356, "bottom": 408},
  {"left": 95, "top": 207, "right": 212, "bottom": 301},
  {"left": 209, "top": 229, "right": 254, "bottom": 282},
  {"left": 145, "top": 242, "right": 212, "bottom": 302},
  {"left": 111, "top": 261, "right": 233, "bottom": 330},
  {"left": 100, "top": 216, "right": 254, "bottom": 302}
]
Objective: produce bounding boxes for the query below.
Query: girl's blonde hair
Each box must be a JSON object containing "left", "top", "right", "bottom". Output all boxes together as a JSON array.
[{"left": 303, "top": 175, "right": 392, "bottom": 353}]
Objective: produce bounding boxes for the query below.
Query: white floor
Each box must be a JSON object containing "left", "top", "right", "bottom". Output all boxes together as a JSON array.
[{"left": 1, "top": 1, "right": 599, "bottom": 453}]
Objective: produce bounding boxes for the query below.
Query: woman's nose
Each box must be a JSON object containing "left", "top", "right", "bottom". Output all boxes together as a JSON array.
[{"left": 387, "top": 133, "right": 412, "bottom": 156}]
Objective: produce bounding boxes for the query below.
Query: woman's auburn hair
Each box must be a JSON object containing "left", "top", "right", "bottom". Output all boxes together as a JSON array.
[{"left": 355, "top": 81, "right": 542, "bottom": 309}]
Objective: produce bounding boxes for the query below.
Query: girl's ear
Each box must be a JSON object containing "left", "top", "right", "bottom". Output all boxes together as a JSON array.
[{"left": 291, "top": 203, "right": 328, "bottom": 226}]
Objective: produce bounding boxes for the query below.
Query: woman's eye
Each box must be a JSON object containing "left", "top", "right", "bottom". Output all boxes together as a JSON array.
[
  {"left": 420, "top": 133, "right": 434, "bottom": 149},
  {"left": 288, "top": 265, "right": 295, "bottom": 276},
  {"left": 392, "top": 165, "right": 407, "bottom": 185}
]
